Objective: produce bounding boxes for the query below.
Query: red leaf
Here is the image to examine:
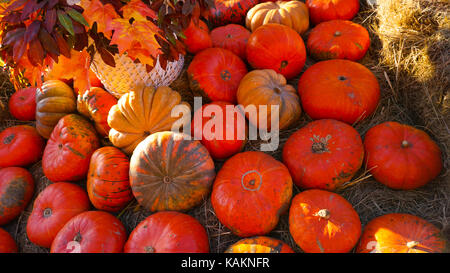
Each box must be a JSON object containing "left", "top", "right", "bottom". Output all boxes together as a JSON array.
[
  {"left": 53, "top": 31, "right": 71, "bottom": 58},
  {"left": 44, "top": 9, "right": 57, "bottom": 33},
  {"left": 121, "top": 0, "right": 157, "bottom": 21},
  {"left": 13, "top": 37, "right": 27, "bottom": 63},
  {"left": 24, "top": 20, "right": 41, "bottom": 43},
  {"left": 98, "top": 47, "right": 115, "bottom": 67},
  {"left": 27, "top": 37, "right": 44, "bottom": 66},
  {"left": 39, "top": 28, "right": 60, "bottom": 56},
  {"left": 4, "top": 0, "right": 27, "bottom": 14},
  {"left": 2, "top": 27, "right": 25, "bottom": 46},
  {"left": 21, "top": 0, "right": 38, "bottom": 20}
]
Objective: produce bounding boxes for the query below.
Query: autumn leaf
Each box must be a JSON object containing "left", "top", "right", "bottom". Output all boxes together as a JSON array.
[
  {"left": 80, "top": 0, "right": 119, "bottom": 39},
  {"left": 121, "top": 0, "right": 157, "bottom": 22}
]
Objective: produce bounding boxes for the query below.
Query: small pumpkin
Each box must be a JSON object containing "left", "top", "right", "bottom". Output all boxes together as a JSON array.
[
  {"left": 0, "top": 228, "right": 17, "bottom": 253},
  {"left": 182, "top": 19, "right": 212, "bottom": 54},
  {"left": 107, "top": 85, "right": 191, "bottom": 155},
  {"left": 282, "top": 119, "right": 364, "bottom": 191},
  {"left": 87, "top": 146, "right": 133, "bottom": 212},
  {"left": 364, "top": 122, "right": 442, "bottom": 190},
  {"left": 225, "top": 236, "right": 294, "bottom": 253},
  {"left": 51, "top": 211, "right": 127, "bottom": 253},
  {"left": 26, "top": 182, "right": 90, "bottom": 248},
  {"left": 124, "top": 211, "right": 209, "bottom": 253},
  {"left": 0, "top": 125, "right": 45, "bottom": 168},
  {"left": 8, "top": 87, "right": 36, "bottom": 121},
  {"left": 36, "top": 80, "right": 77, "bottom": 139},
  {"left": 0, "top": 167, "right": 35, "bottom": 226},
  {"left": 211, "top": 24, "right": 251, "bottom": 60},
  {"left": 211, "top": 151, "right": 293, "bottom": 237},
  {"left": 77, "top": 87, "right": 118, "bottom": 137},
  {"left": 289, "top": 189, "right": 361, "bottom": 253},
  {"left": 246, "top": 24, "right": 306, "bottom": 80},
  {"left": 306, "top": 0, "right": 360, "bottom": 25},
  {"left": 298, "top": 59, "right": 380, "bottom": 124},
  {"left": 237, "top": 69, "right": 301, "bottom": 130},
  {"left": 307, "top": 20, "right": 370, "bottom": 61},
  {"left": 357, "top": 213, "right": 446, "bottom": 253},
  {"left": 187, "top": 47, "right": 248, "bottom": 104},
  {"left": 209, "top": 0, "right": 259, "bottom": 26},
  {"left": 246, "top": 1, "right": 309, "bottom": 34},
  {"left": 42, "top": 114, "right": 100, "bottom": 182}
]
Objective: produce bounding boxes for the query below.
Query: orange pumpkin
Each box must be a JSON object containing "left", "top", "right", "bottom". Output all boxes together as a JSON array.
[
  {"left": 0, "top": 228, "right": 17, "bottom": 253},
  {"left": 357, "top": 213, "right": 446, "bottom": 253},
  {"left": 129, "top": 131, "right": 216, "bottom": 212},
  {"left": 211, "top": 24, "right": 251, "bottom": 60},
  {"left": 306, "top": 0, "right": 360, "bottom": 25},
  {"left": 225, "top": 236, "right": 294, "bottom": 253},
  {"left": 211, "top": 151, "right": 293, "bottom": 237},
  {"left": 289, "top": 189, "right": 361, "bottom": 253}
]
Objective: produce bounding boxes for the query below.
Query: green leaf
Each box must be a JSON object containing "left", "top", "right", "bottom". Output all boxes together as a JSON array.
[
  {"left": 57, "top": 10, "right": 74, "bottom": 36},
  {"left": 66, "top": 8, "right": 90, "bottom": 28}
]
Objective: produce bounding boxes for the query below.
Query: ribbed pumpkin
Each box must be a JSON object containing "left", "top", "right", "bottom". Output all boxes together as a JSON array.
[
  {"left": 42, "top": 114, "right": 100, "bottom": 182},
  {"left": 87, "top": 146, "right": 133, "bottom": 212},
  {"left": 129, "top": 131, "right": 216, "bottom": 212},
  {"left": 306, "top": 0, "right": 360, "bottom": 25},
  {"left": 357, "top": 213, "right": 446, "bottom": 253},
  {"left": 211, "top": 151, "right": 293, "bottom": 237},
  {"left": 364, "top": 122, "right": 442, "bottom": 190},
  {"left": 107, "top": 85, "right": 190, "bottom": 155},
  {"left": 26, "top": 182, "right": 90, "bottom": 248},
  {"left": 237, "top": 69, "right": 301, "bottom": 130},
  {"left": 0, "top": 228, "right": 17, "bottom": 253},
  {"left": 36, "top": 80, "right": 77, "bottom": 139},
  {"left": 225, "top": 236, "right": 294, "bottom": 253},
  {"left": 307, "top": 20, "right": 370, "bottom": 61},
  {"left": 246, "top": 24, "right": 306, "bottom": 80},
  {"left": 124, "top": 211, "right": 209, "bottom": 253},
  {"left": 182, "top": 19, "right": 212, "bottom": 54},
  {"left": 8, "top": 87, "right": 36, "bottom": 121},
  {"left": 209, "top": 0, "right": 259, "bottom": 26},
  {"left": 298, "top": 60, "right": 380, "bottom": 124},
  {"left": 282, "top": 119, "right": 364, "bottom": 191},
  {"left": 289, "top": 189, "right": 361, "bottom": 253},
  {"left": 0, "top": 167, "right": 35, "bottom": 226},
  {"left": 246, "top": 1, "right": 309, "bottom": 34},
  {"left": 77, "top": 87, "right": 118, "bottom": 137},
  {"left": 211, "top": 24, "right": 251, "bottom": 60}
]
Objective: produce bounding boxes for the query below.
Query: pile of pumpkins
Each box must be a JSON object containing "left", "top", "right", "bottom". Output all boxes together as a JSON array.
[{"left": 0, "top": 0, "right": 446, "bottom": 253}]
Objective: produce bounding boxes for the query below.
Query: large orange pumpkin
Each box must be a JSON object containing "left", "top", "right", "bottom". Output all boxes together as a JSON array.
[
  {"left": 289, "top": 189, "right": 361, "bottom": 253},
  {"left": 0, "top": 167, "right": 35, "bottom": 225},
  {"left": 357, "top": 213, "right": 446, "bottom": 253},
  {"left": 129, "top": 131, "right": 216, "bottom": 212},
  {"left": 87, "top": 146, "right": 133, "bottom": 212},
  {"left": 306, "top": 0, "right": 360, "bottom": 25},
  {"left": 26, "top": 182, "right": 90, "bottom": 248},
  {"left": 237, "top": 69, "right": 301, "bottom": 130},
  {"left": 246, "top": 24, "right": 306, "bottom": 80},
  {"left": 0, "top": 228, "right": 17, "bottom": 253},
  {"left": 298, "top": 59, "right": 380, "bottom": 125},
  {"left": 307, "top": 20, "right": 370, "bottom": 61},
  {"left": 364, "top": 122, "right": 442, "bottom": 190},
  {"left": 211, "top": 151, "right": 293, "bottom": 237},
  {"left": 225, "top": 236, "right": 294, "bottom": 253},
  {"left": 42, "top": 114, "right": 100, "bottom": 182},
  {"left": 124, "top": 211, "right": 209, "bottom": 253},
  {"left": 211, "top": 24, "right": 251, "bottom": 60},
  {"left": 209, "top": 0, "right": 259, "bottom": 26},
  {"left": 282, "top": 119, "right": 364, "bottom": 191}
]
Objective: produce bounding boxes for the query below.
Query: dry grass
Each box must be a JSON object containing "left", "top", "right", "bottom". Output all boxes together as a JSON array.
[{"left": 1, "top": 0, "right": 449, "bottom": 253}]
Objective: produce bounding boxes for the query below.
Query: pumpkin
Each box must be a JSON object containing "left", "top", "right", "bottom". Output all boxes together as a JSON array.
[
  {"left": 237, "top": 69, "right": 301, "bottom": 130},
  {"left": 211, "top": 24, "right": 251, "bottom": 60},
  {"left": 124, "top": 211, "right": 209, "bottom": 253},
  {"left": 50, "top": 211, "right": 127, "bottom": 253},
  {"left": 191, "top": 101, "right": 247, "bottom": 160},
  {"left": 36, "top": 80, "right": 77, "bottom": 139},
  {"left": 364, "top": 122, "right": 442, "bottom": 190},
  {"left": 298, "top": 59, "right": 380, "bottom": 125},
  {"left": 130, "top": 131, "right": 215, "bottom": 212},
  {"left": 209, "top": 0, "right": 259, "bottom": 26},
  {"left": 282, "top": 119, "right": 364, "bottom": 191},
  {"left": 0, "top": 167, "right": 35, "bottom": 226},
  {"left": 8, "top": 87, "right": 36, "bottom": 121},
  {"left": 187, "top": 48, "right": 248, "bottom": 104},
  {"left": 26, "top": 182, "right": 90, "bottom": 248},
  {"left": 87, "top": 146, "right": 133, "bottom": 212},
  {"left": 307, "top": 20, "right": 370, "bottom": 61},
  {"left": 225, "top": 236, "right": 294, "bottom": 253},
  {"left": 107, "top": 85, "right": 191, "bottom": 155},
  {"left": 357, "top": 213, "right": 446, "bottom": 253},
  {"left": 306, "top": 0, "right": 360, "bottom": 25},
  {"left": 246, "top": 1, "right": 309, "bottom": 34},
  {"left": 77, "top": 87, "right": 118, "bottom": 137},
  {"left": 246, "top": 24, "right": 306, "bottom": 80},
  {"left": 211, "top": 151, "right": 293, "bottom": 237},
  {"left": 42, "top": 114, "right": 100, "bottom": 182},
  {"left": 0, "top": 125, "right": 45, "bottom": 168},
  {"left": 182, "top": 19, "right": 212, "bottom": 54},
  {"left": 289, "top": 189, "right": 361, "bottom": 253},
  {"left": 0, "top": 228, "right": 17, "bottom": 253}
]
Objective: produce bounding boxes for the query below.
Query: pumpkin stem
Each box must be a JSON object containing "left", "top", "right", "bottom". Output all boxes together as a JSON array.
[
  {"left": 280, "top": 60, "right": 288, "bottom": 69},
  {"left": 338, "top": 75, "right": 347, "bottom": 81},
  {"left": 3, "top": 134, "right": 15, "bottom": 144},
  {"left": 401, "top": 140, "right": 410, "bottom": 148},
  {"left": 145, "top": 246, "right": 155, "bottom": 253},
  {"left": 220, "top": 70, "right": 231, "bottom": 81},
  {"left": 226, "top": 34, "right": 232, "bottom": 39},
  {"left": 316, "top": 209, "right": 331, "bottom": 220},
  {"left": 73, "top": 232, "right": 82, "bottom": 243},
  {"left": 334, "top": 31, "right": 342, "bottom": 37},
  {"left": 273, "top": 87, "right": 281, "bottom": 94},
  {"left": 43, "top": 208, "right": 52, "bottom": 218},
  {"left": 163, "top": 176, "right": 172, "bottom": 184},
  {"left": 406, "top": 241, "right": 419, "bottom": 249},
  {"left": 311, "top": 135, "right": 331, "bottom": 154}
]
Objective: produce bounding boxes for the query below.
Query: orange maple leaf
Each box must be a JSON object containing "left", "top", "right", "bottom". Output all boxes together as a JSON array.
[
  {"left": 80, "top": 0, "right": 119, "bottom": 39},
  {"left": 121, "top": 0, "right": 157, "bottom": 22}
]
